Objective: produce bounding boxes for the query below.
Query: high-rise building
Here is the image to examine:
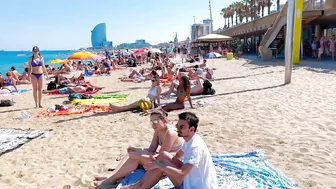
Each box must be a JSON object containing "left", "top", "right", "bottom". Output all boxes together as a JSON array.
[
  {"left": 190, "top": 24, "right": 204, "bottom": 42},
  {"left": 190, "top": 19, "right": 213, "bottom": 42},
  {"left": 203, "top": 19, "right": 212, "bottom": 35},
  {"left": 91, "top": 23, "right": 113, "bottom": 48}
]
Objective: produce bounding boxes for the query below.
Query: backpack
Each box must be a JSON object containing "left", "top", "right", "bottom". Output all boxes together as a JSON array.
[
  {"left": 81, "top": 94, "right": 92, "bottom": 99},
  {"left": 47, "top": 81, "right": 57, "bottom": 90},
  {"left": 0, "top": 99, "right": 15, "bottom": 107},
  {"left": 202, "top": 80, "right": 216, "bottom": 95}
]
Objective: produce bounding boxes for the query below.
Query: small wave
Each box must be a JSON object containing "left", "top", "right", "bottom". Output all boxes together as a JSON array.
[{"left": 17, "top": 54, "right": 27, "bottom": 57}]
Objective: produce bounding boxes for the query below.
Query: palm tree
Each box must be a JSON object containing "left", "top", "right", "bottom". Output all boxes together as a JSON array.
[
  {"left": 235, "top": 1, "right": 245, "bottom": 24},
  {"left": 220, "top": 8, "right": 227, "bottom": 28},
  {"left": 243, "top": 0, "right": 249, "bottom": 22},
  {"left": 227, "top": 5, "right": 234, "bottom": 27}
]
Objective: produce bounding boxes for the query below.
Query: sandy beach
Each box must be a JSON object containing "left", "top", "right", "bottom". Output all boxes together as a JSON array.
[{"left": 0, "top": 57, "right": 336, "bottom": 189}]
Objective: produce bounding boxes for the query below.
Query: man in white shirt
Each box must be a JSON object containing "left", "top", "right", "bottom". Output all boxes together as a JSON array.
[{"left": 136, "top": 112, "right": 218, "bottom": 189}]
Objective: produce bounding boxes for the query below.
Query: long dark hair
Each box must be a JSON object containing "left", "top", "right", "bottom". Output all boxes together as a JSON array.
[
  {"left": 31, "top": 46, "right": 41, "bottom": 60},
  {"left": 180, "top": 75, "right": 190, "bottom": 91}
]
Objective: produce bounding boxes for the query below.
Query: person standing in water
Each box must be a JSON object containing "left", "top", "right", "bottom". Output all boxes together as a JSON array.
[{"left": 27, "top": 46, "right": 48, "bottom": 108}]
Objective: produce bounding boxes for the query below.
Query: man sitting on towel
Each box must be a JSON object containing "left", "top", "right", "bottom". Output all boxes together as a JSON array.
[{"left": 135, "top": 112, "right": 218, "bottom": 189}]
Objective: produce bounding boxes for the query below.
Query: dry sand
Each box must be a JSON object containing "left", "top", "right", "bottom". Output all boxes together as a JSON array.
[{"left": 0, "top": 57, "right": 336, "bottom": 189}]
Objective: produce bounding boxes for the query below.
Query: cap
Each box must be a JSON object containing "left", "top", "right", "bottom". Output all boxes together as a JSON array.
[{"left": 32, "top": 46, "right": 39, "bottom": 51}]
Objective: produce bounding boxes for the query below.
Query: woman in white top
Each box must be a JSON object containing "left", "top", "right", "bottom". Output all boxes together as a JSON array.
[
  {"left": 109, "top": 76, "right": 161, "bottom": 113},
  {"left": 94, "top": 110, "right": 184, "bottom": 188}
]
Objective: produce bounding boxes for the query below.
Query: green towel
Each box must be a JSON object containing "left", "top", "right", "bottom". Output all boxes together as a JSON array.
[{"left": 93, "top": 94, "right": 129, "bottom": 99}]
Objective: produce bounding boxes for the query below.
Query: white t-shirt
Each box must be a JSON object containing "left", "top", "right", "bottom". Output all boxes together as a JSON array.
[{"left": 181, "top": 134, "right": 218, "bottom": 189}]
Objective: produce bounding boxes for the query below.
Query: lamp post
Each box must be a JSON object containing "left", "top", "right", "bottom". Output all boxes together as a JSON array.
[{"left": 209, "top": 0, "right": 213, "bottom": 33}]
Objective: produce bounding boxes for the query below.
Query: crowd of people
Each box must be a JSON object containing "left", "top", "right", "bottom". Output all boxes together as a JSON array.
[{"left": 0, "top": 44, "right": 222, "bottom": 188}]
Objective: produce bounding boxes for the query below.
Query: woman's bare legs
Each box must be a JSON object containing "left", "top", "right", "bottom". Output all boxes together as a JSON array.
[
  {"left": 94, "top": 150, "right": 153, "bottom": 187},
  {"left": 162, "top": 102, "right": 185, "bottom": 112},
  {"left": 31, "top": 75, "right": 38, "bottom": 108},
  {"left": 37, "top": 76, "right": 43, "bottom": 108},
  {"left": 109, "top": 101, "right": 139, "bottom": 113}
]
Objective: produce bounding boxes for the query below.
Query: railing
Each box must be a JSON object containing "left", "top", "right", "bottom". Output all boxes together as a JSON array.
[{"left": 259, "top": 2, "right": 288, "bottom": 47}]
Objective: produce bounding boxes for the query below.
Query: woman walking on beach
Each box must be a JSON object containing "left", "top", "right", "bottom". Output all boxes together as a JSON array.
[{"left": 27, "top": 46, "right": 48, "bottom": 108}]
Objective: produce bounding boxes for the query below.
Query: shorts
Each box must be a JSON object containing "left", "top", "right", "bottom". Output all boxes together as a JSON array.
[
  {"left": 59, "top": 87, "right": 72, "bottom": 94},
  {"left": 318, "top": 48, "right": 324, "bottom": 55}
]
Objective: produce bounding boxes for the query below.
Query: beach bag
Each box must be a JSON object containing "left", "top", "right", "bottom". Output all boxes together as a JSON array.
[
  {"left": 0, "top": 99, "right": 15, "bottom": 107},
  {"left": 68, "top": 93, "right": 83, "bottom": 101},
  {"left": 47, "top": 81, "right": 57, "bottom": 90},
  {"left": 57, "top": 84, "right": 67, "bottom": 89},
  {"left": 202, "top": 80, "right": 216, "bottom": 95},
  {"left": 138, "top": 98, "right": 152, "bottom": 112},
  {"left": 81, "top": 94, "right": 92, "bottom": 99}
]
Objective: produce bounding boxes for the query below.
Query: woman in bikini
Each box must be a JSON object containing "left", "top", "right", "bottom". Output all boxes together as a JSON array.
[
  {"left": 161, "top": 75, "right": 194, "bottom": 112},
  {"left": 110, "top": 76, "right": 162, "bottom": 113},
  {"left": 0, "top": 72, "right": 18, "bottom": 94},
  {"left": 94, "top": 110, "right": 184, "bottom": 188},
  {"left": 27, "top": 46, "right": 48, "bottom": 108}
]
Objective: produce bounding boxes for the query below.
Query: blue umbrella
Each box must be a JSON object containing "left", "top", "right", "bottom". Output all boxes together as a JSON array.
[{"left": 204, "top": 52, "right": 222, "bottom": 59}]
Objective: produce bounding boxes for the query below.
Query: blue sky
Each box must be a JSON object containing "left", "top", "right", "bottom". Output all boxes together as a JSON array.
[{"left": 0, "top": 0, "right": 286, "bottom": 50}]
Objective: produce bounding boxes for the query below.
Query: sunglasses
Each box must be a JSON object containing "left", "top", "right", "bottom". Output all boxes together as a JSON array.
[
  {"left": 150, "top": 120, "right": 161, "bottom": 124},
  {"left": 33, "top": 50, "right": 38, "bottom": 52},
  {"left": 175, "top": 124, "right": 185, "bottom": 130}
]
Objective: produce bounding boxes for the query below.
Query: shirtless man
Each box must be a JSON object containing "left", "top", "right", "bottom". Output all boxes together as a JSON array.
[{"left": 128, "top": 112, "right": 218, "bottom": 189}]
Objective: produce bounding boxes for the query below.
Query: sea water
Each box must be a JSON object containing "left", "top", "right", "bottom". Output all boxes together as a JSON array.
[{"left": 0, "top": 50, "right": 75, "bottom": 74}]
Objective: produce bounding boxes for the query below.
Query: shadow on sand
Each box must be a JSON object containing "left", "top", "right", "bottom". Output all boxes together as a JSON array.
[
  {"left": 53, "top": 83, "right": 286, "bottom": 123},
  {"left": 242, "top": 55, "right": 336, "bottom": 75}
]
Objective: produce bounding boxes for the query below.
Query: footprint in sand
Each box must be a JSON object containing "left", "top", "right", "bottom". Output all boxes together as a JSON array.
[{"left": 299, "top": 148, "right": 309, "bottom": 153}]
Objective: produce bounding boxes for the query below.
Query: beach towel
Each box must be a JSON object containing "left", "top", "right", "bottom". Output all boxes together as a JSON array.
[
  {"left": 37, "top": 105, "right": 111, "bottom": 117},
  {"left": 47, "top": 89, "right": 100, "bottom": 96},
  {"left": 93, "top": 94, "right": 129, "bottom": 99},
  {"left": 0, "top": 128, "right": 48, "bottom": 156},
  {"left": 116, "top": 151, "right": 299, "bottom": 189},
  {"left": 71, "top": 98, "right": 127, "bottom": 105},
  {"left": 0, "top": 89, "right": 30, "bottom": 97},
  {"left": 85, "top": 74, "right": 110, "bottom": 77}
]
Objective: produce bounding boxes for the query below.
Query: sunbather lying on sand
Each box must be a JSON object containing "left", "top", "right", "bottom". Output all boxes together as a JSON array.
[
  {"left": 110, "top": 76, "right": 161, "bottom": 112},
  {"left": 42, "top": 86, "right": 94, "bottom": 94},
  {"left": 94, "top": 110, "right": 184, "bottom": 188},
  {"left": 43, "top": 83, "right": 103, "bottom": 94}
]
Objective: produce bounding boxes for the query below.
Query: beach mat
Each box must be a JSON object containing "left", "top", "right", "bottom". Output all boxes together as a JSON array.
[
  {"left": 0, "top": 89, "right": 30, "bottom": 97},
  {"left": 84, "top": 74, "right": 110, "bottom": 77},
  {"left": 0, "top": 128, "right": 48, "bottom": 156},
  {"left": 93, "top": 94, "right": 129, "bottom": 99},
  {"left": 116, "top": 151, "right": 299, "bottom": 189},
  {"left": 37, "top": 105, "right": 111, "bottom": 117},
  {"left": 47, "top": 89, "right": 100, "bottom": 96},
  {"left": 71, "top": 98, "right": 127, "bottom": 105}
]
